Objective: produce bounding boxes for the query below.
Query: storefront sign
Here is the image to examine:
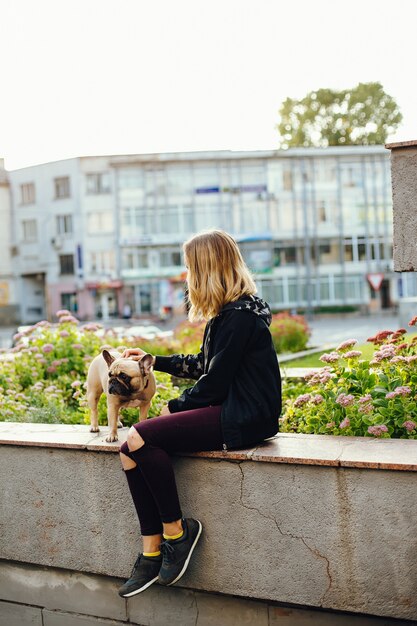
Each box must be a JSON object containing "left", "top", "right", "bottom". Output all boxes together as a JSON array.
[
  {"left": 195, "top": 184, "right": 268, "bottom": 194},
  {"left": 85, "top": 280, "right": 123, "bottom": 290}
]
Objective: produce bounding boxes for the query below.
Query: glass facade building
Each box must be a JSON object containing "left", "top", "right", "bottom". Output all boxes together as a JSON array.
[
  {"left": 10, "top": 146, "right": 417, "bottom": 322},
  {"left": 111, "top": 146, "right": 401, "bottom": 316}
]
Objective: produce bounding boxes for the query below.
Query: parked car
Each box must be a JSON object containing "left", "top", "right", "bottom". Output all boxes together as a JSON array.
[{"left": 113, "top": 325, "right": 173, "bottom": 340}]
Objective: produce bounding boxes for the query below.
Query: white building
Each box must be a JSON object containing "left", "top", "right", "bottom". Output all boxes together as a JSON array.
[
  {"left": 5, "top": 146, "right": 417, "bottom": 323},
  {"left": 0, "top": 158, "right": 19, "bottom": 324}
]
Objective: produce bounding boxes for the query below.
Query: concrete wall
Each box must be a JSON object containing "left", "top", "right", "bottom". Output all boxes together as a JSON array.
[
  {"left": 386, "top": 140, "right": 417, "bottom": 272},
  {"left": 0, "top": 560, "right": 412, "bottom": 626},
  {"left": 0, "top": 425, "right": 417, "bottom": 624}
]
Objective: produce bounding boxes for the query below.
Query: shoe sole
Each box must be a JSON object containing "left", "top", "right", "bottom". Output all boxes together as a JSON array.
[
  {"left": 167, "top": 519, "right": 203, "bottom": 586},
  {"left": 119, "top": 575, "right": 159, "bottom": 597}
]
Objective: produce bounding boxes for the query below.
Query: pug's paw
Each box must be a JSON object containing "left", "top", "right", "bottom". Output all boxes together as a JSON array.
[
  {"left": 105, "top": 432, "right": 119, "bottom": 443},
  {"left": 90, "top": 426, "right": 100, "bottom": 433}
]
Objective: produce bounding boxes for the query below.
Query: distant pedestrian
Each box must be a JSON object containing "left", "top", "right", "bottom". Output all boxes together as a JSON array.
[{"left": 122, "top": 303, "right": 132, "bottom": 319}]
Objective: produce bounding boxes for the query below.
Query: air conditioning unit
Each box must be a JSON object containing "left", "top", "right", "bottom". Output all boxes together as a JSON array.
[{"left": 51, "top": 236, "right": 63, "bottom": 249}]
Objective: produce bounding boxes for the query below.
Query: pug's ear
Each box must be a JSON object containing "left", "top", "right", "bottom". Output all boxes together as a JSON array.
[
  {"left": 139, "top": 353, "right": 154, "bottom": 375},
  {"left": 102, "top": 349, "right": 115, "bottom": 368}
]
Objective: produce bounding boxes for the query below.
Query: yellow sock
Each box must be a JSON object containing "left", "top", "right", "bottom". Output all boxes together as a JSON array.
[
  {"left": 163, "top": 529, "right": 184, "bottom": 541},
  {"left": 143, "top": 550, "right": 161, "bottom": 557}
]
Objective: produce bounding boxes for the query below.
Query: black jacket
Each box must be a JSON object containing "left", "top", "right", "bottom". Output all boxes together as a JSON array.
[{"left": 154, "top": 295, "right": 282, "bottom": 449}]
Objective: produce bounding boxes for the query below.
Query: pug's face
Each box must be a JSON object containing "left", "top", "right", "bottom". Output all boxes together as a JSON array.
[{"left": 102, "top": 350, "right": 154, "bottom": 398}]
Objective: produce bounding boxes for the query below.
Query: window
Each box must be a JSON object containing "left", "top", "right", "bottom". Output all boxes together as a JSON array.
[
  {"left": 86, "top": 172, "right": 111, "bottom": 194},
  {"left": 124, "top": 253, "right": 135, "bottom": 270},
  {"left": 87, "top": 211, "right": 114, "bottom": 233},
  {"left": 283, "top": 246, "right": 297, "bottom": 265},
  {"left": 20, "top": 183, "right": 35, "bottom": 205},
  {"left": 22, "top": 219, "right": 37, "bottom": 242},
  {"left": 259, "top": 281, "right": 284, "bottom": 305},
  {"left": 122, "top": 250, "right": 150, "bottom": 270},
  {"left": 344, "top": 243, "right": 353, "bottom": 262},
  {"left": 59, "top": 254, "right": 75, "bottom": 275},
  {"left": 61, "top": 293, "right": 78, "bottom": 313},
  {"left": 56, "top": 215, "right": 73, "bottom": 236},
  {"left": 318, "top": 202, "right": 327, "bottom": 222},
  {"left": 137, "top": 252, "right": 148, "bottom": 268},
  {"left": 283, "top": 170, "right": 293, "bottom": 191},
  {"left": 160, "top": 250, "right": 182, "bottom": 267},
  {"left": 358, "top": 239, "right": 368, "bottom": 262},
  {"left": 90, "top": 251, "right": 115, "bottom": 273},
  {"left": 118, "top": 168, "right": 144, "bottom": 189},
  {"left": 342, "top": 164, "right": 361, "bottom": 188},
  {"left": 319, "top": 278, "right": 330, "bottom": 301},
  {"left": 54, "top": 177, "right": 70, "bottom": 198},
  {"left": 273, "top": 247, "right": 281, "bottom": 267}
]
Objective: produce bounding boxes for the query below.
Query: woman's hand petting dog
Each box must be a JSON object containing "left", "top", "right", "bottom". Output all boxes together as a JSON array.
[
  {"left": 122, "top": 349, "right": 156, "bottom": 367},
  {"left": 121, "top": 348, "right": 146, "bottom": 360}
]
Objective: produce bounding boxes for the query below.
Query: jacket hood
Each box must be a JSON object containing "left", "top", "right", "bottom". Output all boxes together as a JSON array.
[{"left": 221, "top": 294, "right": 272, "bottom": 326}]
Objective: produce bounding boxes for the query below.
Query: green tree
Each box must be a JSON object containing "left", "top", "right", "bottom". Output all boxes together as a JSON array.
[{"left": 276, "top": 82, "right": 402, "bottom": 149}]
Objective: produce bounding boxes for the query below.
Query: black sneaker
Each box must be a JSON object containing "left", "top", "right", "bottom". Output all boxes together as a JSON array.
[
  {"left": 118, "top": 553, "right": 162, "bottom": 597},
  {"left": 158, "top": 518, "right": 203, "bottom": 586}
]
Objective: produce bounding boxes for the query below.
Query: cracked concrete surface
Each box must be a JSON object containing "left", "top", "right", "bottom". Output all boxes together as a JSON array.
[
  {"left": 1, "top": 446, "right": 416, "bottom": 621},
  {"left": 389, "top": 145, "right": 417, "bottom": 271},
  {"left": 236, "top": 462, "right": 332, "bottom": 606}
]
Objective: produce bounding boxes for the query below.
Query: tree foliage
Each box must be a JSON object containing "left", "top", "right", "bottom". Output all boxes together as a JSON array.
[{"left": 276, "top": 82, "right": 402, "bottom": 148}]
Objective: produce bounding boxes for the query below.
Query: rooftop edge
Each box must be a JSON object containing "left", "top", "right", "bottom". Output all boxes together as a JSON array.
[{"left": 385, "top": 139, "right": 417, "bottom": 150}]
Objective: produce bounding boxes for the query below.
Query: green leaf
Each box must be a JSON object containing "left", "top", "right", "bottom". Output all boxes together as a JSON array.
[
  {"left": 373, "top": 399, "right": 388, "bottom": 408},
  {"left": 373, "top": 387, "right": 388, "bottom": 396}
]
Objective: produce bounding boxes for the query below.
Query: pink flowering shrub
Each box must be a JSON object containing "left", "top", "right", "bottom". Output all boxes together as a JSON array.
[
  {"left": 281, "top": 322, "right": 417, "bottom": 439},
  {"left": 172, "top": 320, "right": 206, "bottom": 355},
  {"left": 0, "top": 312, "right": 180, "bottom": 426},
  {"left": 269, "top": 313, "right": 310, "bottom": 354}
]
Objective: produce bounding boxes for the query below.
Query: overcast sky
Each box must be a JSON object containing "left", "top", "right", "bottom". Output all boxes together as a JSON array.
[{"left": 1, "top": 0, "right": 416, "bottom": 170}]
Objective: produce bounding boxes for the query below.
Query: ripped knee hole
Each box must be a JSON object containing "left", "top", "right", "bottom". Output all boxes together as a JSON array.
[{"left": 127, "top": 427, "right": 145, "bottom": 452}]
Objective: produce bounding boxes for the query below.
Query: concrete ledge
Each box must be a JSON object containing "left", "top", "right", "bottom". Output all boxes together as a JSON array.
[
  {"left": 0, "top": 422, "right": 416, "bottom": 471},
  {"left": 1, "top": 424, "right": 417, "bottom": 621}
]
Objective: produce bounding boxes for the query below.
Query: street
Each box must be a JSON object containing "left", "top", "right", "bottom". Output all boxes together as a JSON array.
[
  {"left": 1, "top": 311, "right": 414, "bottom": 352},
  {"left": 307, "top": 312, "right": 405, "bottom": 348}
]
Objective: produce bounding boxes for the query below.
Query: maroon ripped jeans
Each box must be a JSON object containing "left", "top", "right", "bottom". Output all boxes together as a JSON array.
[{"left": 120, "top": 405, "right": 223, "bottom": 535}]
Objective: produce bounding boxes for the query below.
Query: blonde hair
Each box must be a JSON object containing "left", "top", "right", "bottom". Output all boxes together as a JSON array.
[{"left": 183, "top": 229, "right": 257, "bottom": 321}]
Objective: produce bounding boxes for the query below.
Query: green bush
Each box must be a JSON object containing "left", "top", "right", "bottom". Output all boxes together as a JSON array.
[{"left": 269, "top": 312, "right": 310, "bottom": 354}]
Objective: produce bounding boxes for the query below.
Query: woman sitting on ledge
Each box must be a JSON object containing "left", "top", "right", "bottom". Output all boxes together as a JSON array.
[{"left": 118, "top": 229, "right": 282, "bottom": 597}]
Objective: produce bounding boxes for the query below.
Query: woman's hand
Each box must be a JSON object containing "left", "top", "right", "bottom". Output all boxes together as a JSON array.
[
  {"left": 160, "top": 405, "right": 171, "bottom": 415},
  {"left": 121, "top": 348, "right": 146, "bottom": 360}
]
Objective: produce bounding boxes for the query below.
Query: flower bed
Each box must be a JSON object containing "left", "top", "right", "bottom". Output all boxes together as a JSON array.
[
  {"left": 281, "top": 324, "right": 417, "bottom": 439},
  {"left": 6, "top": 310, "right": 416, "bottom": 440},
  {"left": 0, "top": 311, "right": 181, "bottom": 428}
]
